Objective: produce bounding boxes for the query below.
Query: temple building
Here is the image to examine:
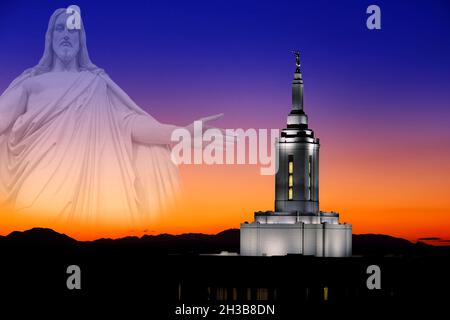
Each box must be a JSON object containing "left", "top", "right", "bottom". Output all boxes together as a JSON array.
[{"left": 240, "top": 52, "right": 352, "bottom": 257}]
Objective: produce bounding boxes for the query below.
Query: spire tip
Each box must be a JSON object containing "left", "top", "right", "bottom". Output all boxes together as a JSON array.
[{"left": 293, "top": 50, "right": 301, "bottom": 73}]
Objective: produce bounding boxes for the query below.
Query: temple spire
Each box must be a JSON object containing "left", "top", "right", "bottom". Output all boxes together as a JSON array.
[
  {"left": 292, "top": 50, "right": 304, "bottom": 111},
  {"left": 287, "top": 50, "right": 308, "bottom": 127}
]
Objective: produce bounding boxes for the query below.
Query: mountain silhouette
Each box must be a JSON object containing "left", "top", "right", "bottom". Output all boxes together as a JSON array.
[
  {"left": 2, "top": 227, "right": 76, "bottom": 246},
  {"left": 1, "top": 227, "right": 449, "bottom": 256}
]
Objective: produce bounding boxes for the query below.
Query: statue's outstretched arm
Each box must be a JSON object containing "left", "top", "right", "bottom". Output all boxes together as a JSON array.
[
  {"left": 130, "top": 113, "right": 226, "bottom": 146},
  {"left": 0, "top": 84, "right": 28, "bottom": 135},
  {"left": 99, "top": 72, "right": 182, "bottom": 145},
  {"left": 100, "top": 72, "right": 223, "bottom": 146}
]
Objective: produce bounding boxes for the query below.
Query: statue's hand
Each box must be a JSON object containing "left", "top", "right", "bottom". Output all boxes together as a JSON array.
[
  {"left": 186, "top": 113, "right": 223, "bottom": 136},
  {"left": 186, "top": 113, "right": 237, "bottom": 149}
]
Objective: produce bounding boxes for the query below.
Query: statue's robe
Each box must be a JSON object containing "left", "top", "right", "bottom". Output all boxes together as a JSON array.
[{"left": 0, "top": 70, "right": 179, "bottom": 236}]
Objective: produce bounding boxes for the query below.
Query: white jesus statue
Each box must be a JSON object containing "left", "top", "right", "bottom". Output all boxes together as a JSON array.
[{"left": 0, "top": 6, "right": 221, "bottom": 236}]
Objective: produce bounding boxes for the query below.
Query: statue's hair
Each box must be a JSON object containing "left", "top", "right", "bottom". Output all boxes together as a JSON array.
[{"left": 4, "top": 7, "right": 103, "bottom": 93}]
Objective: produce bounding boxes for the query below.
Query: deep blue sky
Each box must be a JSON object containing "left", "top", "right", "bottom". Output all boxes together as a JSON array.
[{"left": 0, "top": 0, "right": 449, "bottom": 129}]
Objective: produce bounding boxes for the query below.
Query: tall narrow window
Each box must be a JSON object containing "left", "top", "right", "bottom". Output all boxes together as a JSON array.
[
  {"left": 308, "top": 155, "right": 312, "bottom": 200},
  {"left": 288, "top": 155, "right": 294, "bottom": 200}
]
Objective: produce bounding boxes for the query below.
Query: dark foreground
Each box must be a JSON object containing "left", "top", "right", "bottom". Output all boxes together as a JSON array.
[{"left": 1, "top": 228, "right": 449, "bottom": 318}]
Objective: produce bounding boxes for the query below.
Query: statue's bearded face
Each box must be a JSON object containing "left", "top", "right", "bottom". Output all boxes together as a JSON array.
[{"left": 52, "top": 13, "right": 80, "bottom": 64}]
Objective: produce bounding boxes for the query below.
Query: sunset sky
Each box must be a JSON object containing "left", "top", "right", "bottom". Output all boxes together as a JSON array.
[{"left": 0, "top": 0, "right": 449, "bottom": 242}]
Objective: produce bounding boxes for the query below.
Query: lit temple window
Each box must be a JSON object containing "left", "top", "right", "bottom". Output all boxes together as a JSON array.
[
  {"left": 288, "top": 155, "right": 294, "bottom": 200},
  {"left": 324, "top": 287, "right": 328, "bottom": 301},
  {"left": 308, "top": 155, "right": 312, "bottom": 200}
]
